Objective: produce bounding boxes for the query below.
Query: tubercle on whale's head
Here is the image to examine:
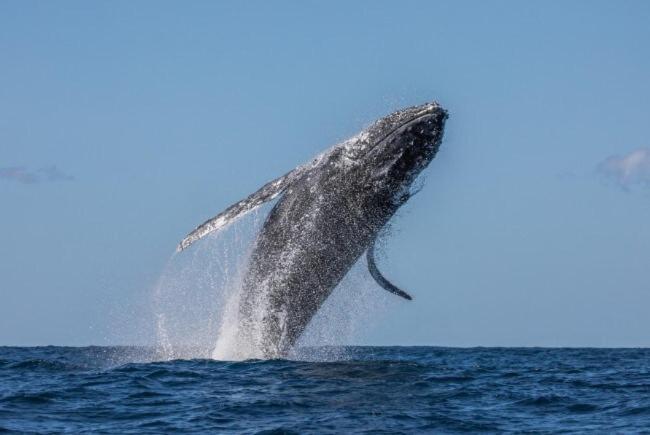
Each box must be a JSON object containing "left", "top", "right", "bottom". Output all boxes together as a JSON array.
[
  {"left": 370, "top": 102, "right": 447, "bottom": 141},
  {"left": 360, "top": 101, "right": 448, "bottom": 185}
]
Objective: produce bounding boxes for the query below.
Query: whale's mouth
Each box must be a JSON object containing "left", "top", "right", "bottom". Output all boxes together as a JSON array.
[
  {"left": 358, "top": 103, "right": 446, "bottom": 163},
  {"left": 378, "top": 109, "right": 442, "bottom": 146}
]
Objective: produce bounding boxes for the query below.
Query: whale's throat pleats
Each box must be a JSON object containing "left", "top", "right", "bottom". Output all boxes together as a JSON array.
[{"left": 366, "top": 238, "right": 413, "bottom": 301}]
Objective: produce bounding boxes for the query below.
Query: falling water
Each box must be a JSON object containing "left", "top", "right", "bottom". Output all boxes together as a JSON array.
[
  {"left": 152, "top": 207, "right": 265, "bottom": 360},
  {"left": 151, "top": 203, "right": 393, "bottom": 361}
]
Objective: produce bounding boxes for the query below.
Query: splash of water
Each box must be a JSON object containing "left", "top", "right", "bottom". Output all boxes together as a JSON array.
[
  {"left": 152, "top": 208, "right": 263, "bottom": 360},
  {"left": 151, "top": 204, "right": 393, "bottom": 362}
]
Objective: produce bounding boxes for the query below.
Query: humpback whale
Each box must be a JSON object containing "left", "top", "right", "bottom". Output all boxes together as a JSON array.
[{"left": 178, "top": 102, "right": 447, "bottom": 358}]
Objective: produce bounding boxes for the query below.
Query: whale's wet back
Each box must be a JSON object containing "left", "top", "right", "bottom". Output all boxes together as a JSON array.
[{"left": 178, "top": 102, "right": 447, "bottom": 358}]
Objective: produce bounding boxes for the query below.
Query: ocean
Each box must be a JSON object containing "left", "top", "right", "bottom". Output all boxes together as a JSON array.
[{"left": 1, "top": 346, "right": 649, "bottom": 433}]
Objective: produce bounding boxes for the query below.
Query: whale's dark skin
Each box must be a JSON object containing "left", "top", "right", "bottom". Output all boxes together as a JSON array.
[{"left": 178, "top": 102, "right": 447, "bottom": 358}]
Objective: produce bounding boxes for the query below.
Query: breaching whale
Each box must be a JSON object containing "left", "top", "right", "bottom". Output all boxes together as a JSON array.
[{"left": 178, "top": 102, "right": 447, "bottom": 358}]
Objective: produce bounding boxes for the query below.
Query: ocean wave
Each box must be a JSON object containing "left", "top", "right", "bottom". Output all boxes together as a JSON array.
[{"left": 1, "top": 346, "right": 649, "bottom": 433}]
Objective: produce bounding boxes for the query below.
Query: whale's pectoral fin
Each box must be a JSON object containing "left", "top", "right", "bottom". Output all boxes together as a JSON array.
[
  {"left": 177, "top": 169, "right": 299, "bottom": 252},
  {"left": 366, "top": 239, "right": 413, "bottom": 301}
]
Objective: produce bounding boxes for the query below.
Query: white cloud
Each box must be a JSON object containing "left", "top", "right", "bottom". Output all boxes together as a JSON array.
[
  {"left": 597, "top": 148, "right": 650, "bottom": 190},
  {"left": 0, "top": 165, "right": 74, "bottom": 184}
]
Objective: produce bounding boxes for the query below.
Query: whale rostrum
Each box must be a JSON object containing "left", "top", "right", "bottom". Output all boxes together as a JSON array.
[{"left": 178, "top": 102, "right": 447, "bottom": 358}]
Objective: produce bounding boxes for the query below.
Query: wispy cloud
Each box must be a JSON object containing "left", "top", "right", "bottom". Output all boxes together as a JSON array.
[
  {"left": 597, "top": 148, "right": 650, "bottom": 190},
  {"left": 0, "top": 167, "right": 39, "bottom": 184},
  {"left": 0, "top": 166, "right": 75, "bottom": 184}
]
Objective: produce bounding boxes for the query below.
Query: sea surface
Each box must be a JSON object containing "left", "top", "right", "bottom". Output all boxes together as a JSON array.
[{"left": 1, "top": 346, "right": 649, "bottom": 433}]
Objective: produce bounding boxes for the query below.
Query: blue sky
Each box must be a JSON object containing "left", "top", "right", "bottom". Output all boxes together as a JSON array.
[{"left": 1, "top": 1, "right": 649, "bottom": 346}]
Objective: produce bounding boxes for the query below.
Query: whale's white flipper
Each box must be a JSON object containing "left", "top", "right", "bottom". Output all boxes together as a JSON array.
[
  {"left": 177, "top": 169, "right": 300, "bottom": 252},
  {"left": 366, "top": 238, "right": 413, "bottom": 300}
]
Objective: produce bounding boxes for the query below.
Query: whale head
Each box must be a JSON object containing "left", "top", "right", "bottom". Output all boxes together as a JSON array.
[{"left": 350, "top": 102, "right": 447, "bottom": 197}]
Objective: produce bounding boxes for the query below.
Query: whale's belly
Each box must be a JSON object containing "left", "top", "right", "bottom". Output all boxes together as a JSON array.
[{"left": 238, "top": 171, "right": 393, "bottom": 356}]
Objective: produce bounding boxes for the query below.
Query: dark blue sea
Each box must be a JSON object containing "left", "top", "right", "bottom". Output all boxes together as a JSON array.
[{"left": 1, "top": 346, "right": 649, "bottom": 433}]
